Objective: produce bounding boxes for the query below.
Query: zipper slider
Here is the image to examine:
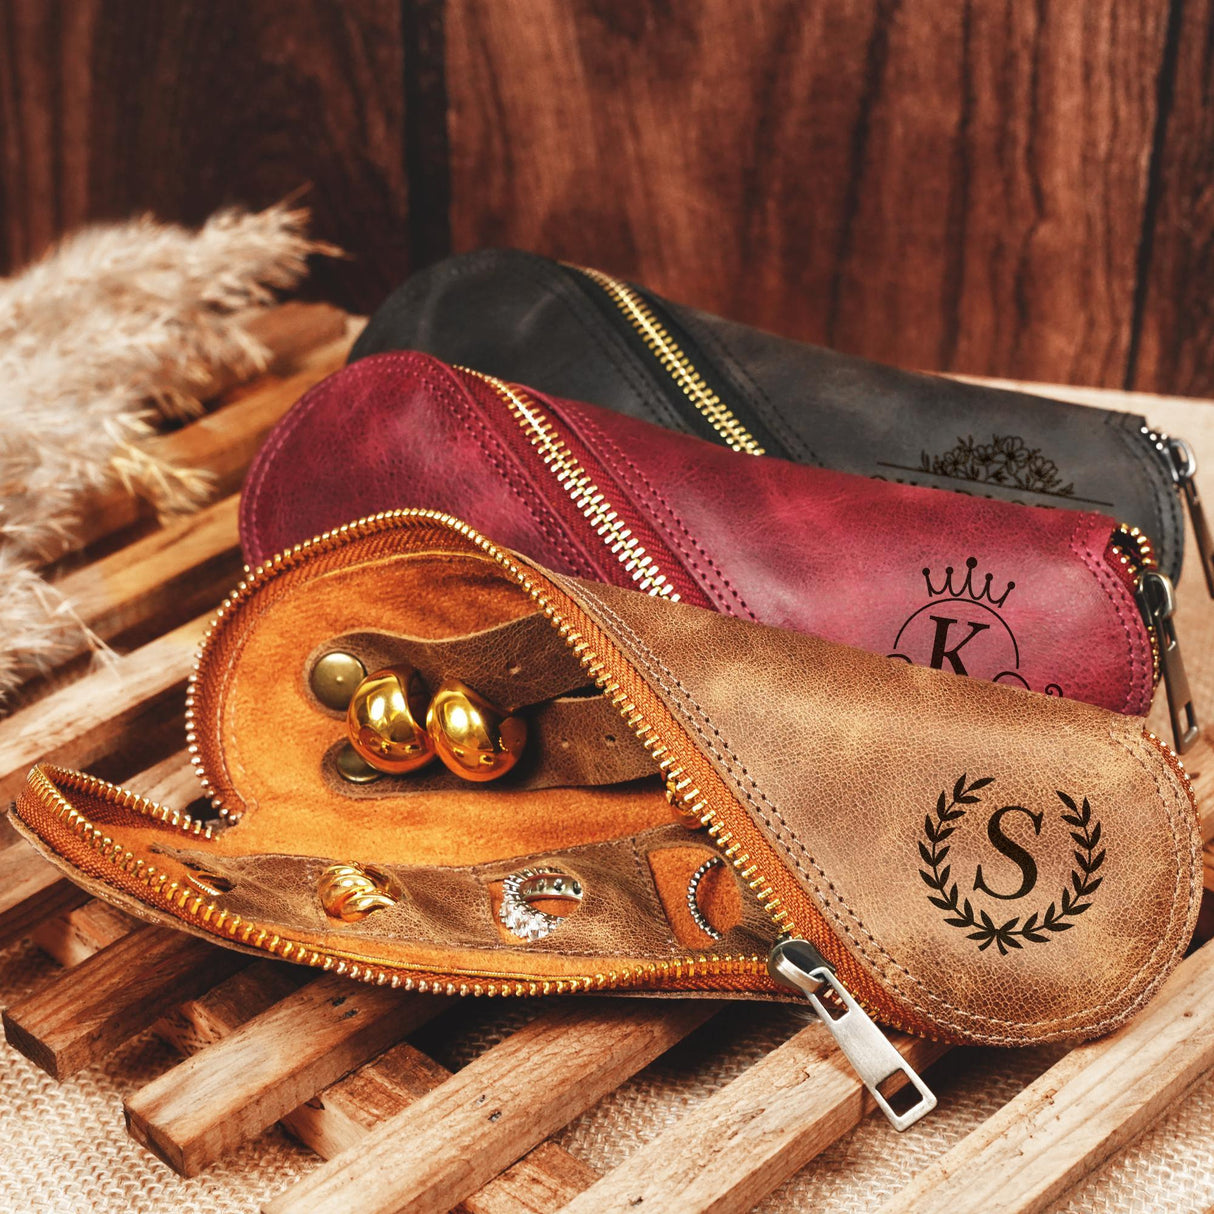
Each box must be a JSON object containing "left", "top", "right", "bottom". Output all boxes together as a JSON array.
[
  {"left": 1136, "top": 569, "right": 1199, "bottom": 753},
  {"left": 768, "top": 937, "right": 936, "bottom": 1131}
]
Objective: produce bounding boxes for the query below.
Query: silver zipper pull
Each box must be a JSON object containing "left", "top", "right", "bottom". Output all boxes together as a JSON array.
[
  {"left": 768, "top": 937, "right": 936, "bottom": 1131},
  {"left": 1136, "top": 570, "right": 1199, "bottom": 753},
  {"left": 1165, "top": 437, "right": 1214, "bottom": 598}
]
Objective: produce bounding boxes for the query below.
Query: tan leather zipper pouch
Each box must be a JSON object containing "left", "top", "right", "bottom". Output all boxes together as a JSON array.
[{"left": 11, "top": 511, "right": 1202, "bottom": 1057}]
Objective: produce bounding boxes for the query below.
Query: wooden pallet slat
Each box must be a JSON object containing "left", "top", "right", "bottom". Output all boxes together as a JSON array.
[
  {"left": 557, "top": 1025, "right": 949, "bottom": 1214},
  {"left": 265, "top": 1000, "right": 721, "bottom": 1214},
  {"left": 155, "top": 962, "right": 312, "bottom": 1055},
  {"left": 278, "top": 1029, "right": 604, "bottom": 1214},
  {"left": 878, "top": 938, "right": 1214, "bottom": 1214},
  {"left": 55, "top": 493, "right": 242, "bottom": 654},
  {"left": 125, "top": 979, "right": 453, "bottom": 1177},
  {"left": 0, "top": 613, "right": 207, "bottom": 801},
  {"left": 2, "top": 924, "right": 246, "bottom": 1079},
  {"left": 463, "top": 1145, "right": 602, "bottom": 1214},
  {"left": 28, "top": 897, "right": 141, "bottom": 968},
  {"left": 0, "top": 841, "right": 90, "bottom": 950}
]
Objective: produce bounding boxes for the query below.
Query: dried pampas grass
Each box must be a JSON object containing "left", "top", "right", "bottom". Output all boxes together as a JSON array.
[{"left": 0, "top": 203, "right": 336, "bottom": 703}]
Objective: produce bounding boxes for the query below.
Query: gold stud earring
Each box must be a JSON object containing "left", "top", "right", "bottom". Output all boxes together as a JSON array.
[
  {"left": 426, "top": 679, "right": 526, "bottom": 782},
  {"left": 318, "top": 863, "right": 399, "bottom": 921},
  {"left": 346, "top": 665, "right": 436, "bottom": 774}
]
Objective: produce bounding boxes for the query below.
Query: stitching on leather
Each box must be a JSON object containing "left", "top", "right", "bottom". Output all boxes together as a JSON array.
[
  {"left": 506, "top": 258, "right": 691, "bottom": 433},
  {"left": 666, "top": 304, "right": 818, "bottom": 464},
  {"left": 1067, "top": 510, "right": 1154, "bottom": 715},
  {"left": 248, "top": 353, "right": 591, "bottom": 574},
  {"left": 567, "top": 578, "right": 1196, "bottom": 1038},
  {"left": 363, "top": 251, "right": 695, "bottom": 435},
  {"left": 421, "top": 358, "right": 600, "bottom": 577},
  {"left": 1063, "top": 726, "right": 1200, "bottom": 1037},
  {"left": 213, "top": 580, "right": 294, "bottom": 819},
  {"left": 556, "top": 400, "right": 759, "bottom": 620},
  {"left": 570, "top": 582, "right": 928, "bottom": 986},
  {"left": 244, "top": 353, "right": 598, "bottom": 579}
]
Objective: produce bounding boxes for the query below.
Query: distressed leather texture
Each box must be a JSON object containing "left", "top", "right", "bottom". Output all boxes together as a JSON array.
[
  {"left": 241, "top": 352, "right": 1156, "bottom": 716},
  {"left": 348, "top": 248, "right": 1184, "bottom": 584},
  {"left": 11, "top": 515, "right": 1201, "bottom": 1045},
  {"left": 556, "top": 573, "right": 1202, "bottom": 1044}
]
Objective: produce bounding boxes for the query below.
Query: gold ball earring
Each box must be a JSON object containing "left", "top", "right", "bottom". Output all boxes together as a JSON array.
[
  {"left": 345, "top": 665, "right": 436, "bottom": 774},
  {"left": 426, "top": 679, "right": 527, "bottom": 782}
]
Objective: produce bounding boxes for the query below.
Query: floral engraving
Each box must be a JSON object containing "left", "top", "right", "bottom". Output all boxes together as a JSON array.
[{"left": 920, "top": 435, "right": 1075, "bottom": 497}]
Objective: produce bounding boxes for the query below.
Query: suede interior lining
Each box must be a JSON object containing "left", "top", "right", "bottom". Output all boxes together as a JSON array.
[{"left": 201, "top": 550, "right": 681, "bottom": 869}]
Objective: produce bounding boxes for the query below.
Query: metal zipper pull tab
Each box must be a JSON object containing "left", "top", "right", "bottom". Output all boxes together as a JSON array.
[
  {"left": 1136, "top": 569, "right": 1199, "bottom": 753},
  {"left": 1165, "top": 437, "right": 1214, "bottom": 598},
  {"left": 768, "top": 937, "right": 936, "bottom": 1131}
]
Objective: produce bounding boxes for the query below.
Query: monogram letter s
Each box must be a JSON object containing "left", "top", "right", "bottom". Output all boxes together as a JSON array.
[{"left": 973, "top": 805, "right": 1043, "bottom": 901}]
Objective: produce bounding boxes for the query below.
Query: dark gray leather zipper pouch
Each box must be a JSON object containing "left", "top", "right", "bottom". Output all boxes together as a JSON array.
[{"left": 350, "top": 248, "right": 1212, "bottom": 590}]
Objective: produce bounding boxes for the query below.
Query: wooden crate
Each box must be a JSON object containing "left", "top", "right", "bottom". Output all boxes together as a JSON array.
[{"left": 2, "top": 308, "right": 1213, "bottom": 1214}]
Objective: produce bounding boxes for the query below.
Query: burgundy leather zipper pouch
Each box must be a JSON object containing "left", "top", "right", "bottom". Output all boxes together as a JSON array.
[{"left": 241, "top": 351, "right": 1163, "bottom": 722}]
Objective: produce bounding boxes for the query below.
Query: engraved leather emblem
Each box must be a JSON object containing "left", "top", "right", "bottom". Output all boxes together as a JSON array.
[
  {"left": 877, "top": 434, "right": 1075, "bottom": 497},
  {"left": 919, "top": 775, "right": 1105, "bottom": 955},
  {"left": 889, "top": 558, "right": 1063, "bottom": 696},
  {"left": 877, "top": 434, "right": 1115, "bottom": 508}
]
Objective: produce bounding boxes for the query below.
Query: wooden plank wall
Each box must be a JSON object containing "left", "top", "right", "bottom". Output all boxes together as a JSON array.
[{"left": 1, "top": 0, "right": 1210, "bottom": 396}]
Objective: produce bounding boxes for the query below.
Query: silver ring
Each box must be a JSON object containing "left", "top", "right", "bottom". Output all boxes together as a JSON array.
[
  {"left": 499, "top": 867, "right": 583, "bottom": 942},
  {"left": 687, "top": 856, "right": 724, "bottom": 940}
]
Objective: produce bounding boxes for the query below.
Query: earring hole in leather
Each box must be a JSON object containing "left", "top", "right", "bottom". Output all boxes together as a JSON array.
[
  {"left": 181, "top": 866, "right": 235, "bottom": 896},
  {"left": 499, "top": 867, "right": 583, "bottom": 942}
]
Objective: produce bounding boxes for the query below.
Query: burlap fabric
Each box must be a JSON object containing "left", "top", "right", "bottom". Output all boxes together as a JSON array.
[{"left": 3, "top": 934, "right": 1213, "bottom": 1214}]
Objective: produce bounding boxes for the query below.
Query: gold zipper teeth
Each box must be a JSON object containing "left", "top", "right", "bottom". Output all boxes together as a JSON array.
[
  {"left": 1109, "top": 524, "right": 1157, "bottom": 573},
  {"left": 1110, "top": 524, "right": 1161, "bottom": 683},
  {"left": 31, "top": 766, "right": 216, "bottom": 841},
  {"left": 569, "top": 265, "right": 766, "bottom": 457},
  {"left": 1143, "top": 729, "right": 1192, "bottom": 787},
  {"left": 460, "top": 368, "right": 680, "bottom": 603}
]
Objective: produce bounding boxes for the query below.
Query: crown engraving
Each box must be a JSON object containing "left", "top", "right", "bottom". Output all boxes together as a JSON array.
[{"left": 922, "top": 556, "right": 1015, "bottom": 608}]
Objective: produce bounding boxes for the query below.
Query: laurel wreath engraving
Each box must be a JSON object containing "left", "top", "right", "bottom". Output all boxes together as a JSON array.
[{"left": 918, "top": 775, "right": 1105, "bottom": 955}]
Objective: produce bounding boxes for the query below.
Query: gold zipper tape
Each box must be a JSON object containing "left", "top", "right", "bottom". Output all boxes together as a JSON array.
[
  {"left": 569, "top": 264, "right": 767, "bottom": 456},
  {"left": 460, "top": 368, "right": 680, "bottom": 600}
]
